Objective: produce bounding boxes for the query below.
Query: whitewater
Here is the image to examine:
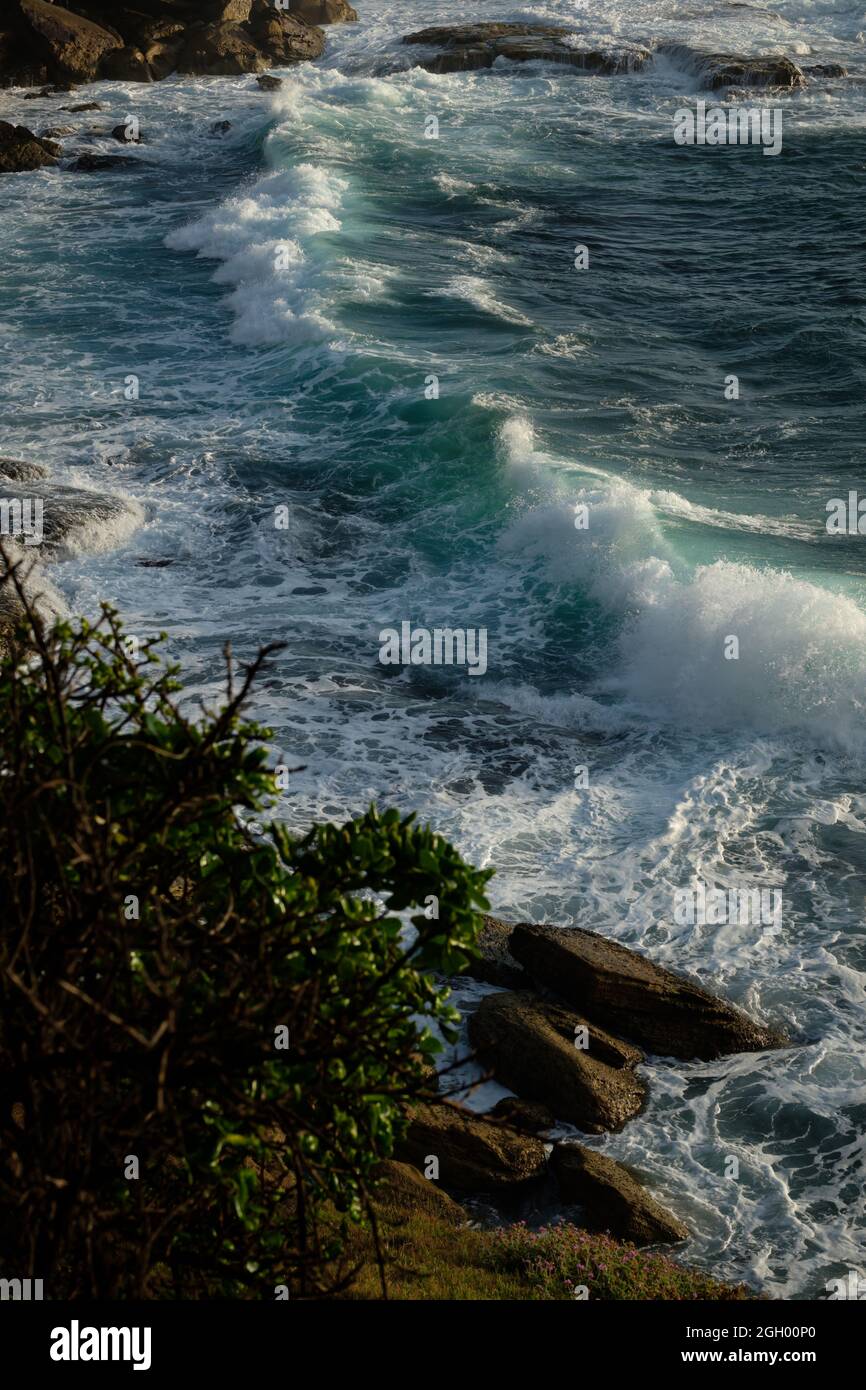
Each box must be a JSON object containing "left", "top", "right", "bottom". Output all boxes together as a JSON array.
[{"left": 1, "top": 0, "right": 864, "bottom": 1297}]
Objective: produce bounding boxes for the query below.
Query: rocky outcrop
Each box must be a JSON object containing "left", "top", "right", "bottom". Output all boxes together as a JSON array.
[
  {"left": 18, "top": 0, "right": 121, "bottom": 83},
  {"left": 655, "top": 43, "right": 805, "bottom": 90},
  {"left": 0, "top": 118, "right": 58, "bottom": 172},
  {"left": 1, "top": 1, "right": 328, "bottom": 86},
  {"left": 402, "top": 23, "right": 650, "bottom": 77},
  {"left": 469, "top": 991, "right": 646, "bottom": 1134},
  {"left": 395, "top": 1099, "right": 548, "bottom": 1192},
  {"left": 552, "top": 1144, "right": 689, "bottom": 1245},
  {"left": 509, "top": 924, "right": 787, "bottom": 1061}
]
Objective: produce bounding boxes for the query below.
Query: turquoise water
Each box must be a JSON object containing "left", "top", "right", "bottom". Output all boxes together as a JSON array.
[{"left": 2, "top": 0, "right": 865, "bottom": 1296}]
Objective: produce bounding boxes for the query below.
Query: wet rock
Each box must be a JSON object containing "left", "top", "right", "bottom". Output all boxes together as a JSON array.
[
  {"left": 0, "top": 119, "right": 58, "bottom": 172},
  {"left": 467, "top": 915, "right": 528, "bottom": 989},
  {"left": 61, "top": 101, "right": 103, "bottom": 112},
  {"left": 256, "top": 72, "right": 282, "bottom": 90},
  {"left": 509, "top": 923, "right": 788, "bottom": 1061},
  {"left": 40, "top": 125, "right": 75, "bottom": 138},
  {"left": 805, "top": 63, "right": 847, "bottom": 78},
  {"left": 469, "top": 991, "right": 646, "bottom": 1134},
  {"left": 112, "top": 122, "right": 142, "bottom": 143},
  {"left": 552, "top": 1143, "right": 689, "bottom": 1245},
  {"left": 68, "top": 152, "right": 142, "bottom": 171},
  {"left": 18, "top": 0, "right": 122, "bottom": 84},
  {"left": 395, "top": 1099, "right": 548, "bottom": 1193},
  {"left": 402, "top": 23, "right": 650, "bottom": 76},
  {"left": 655, "top": 42, "right": 805, "bottom": 90},
  {"left": 0, "top": 457, "right": 49, "bottom": 482},
  {"left": 210, "top": 118, "right": 232, "bottom": 135},
  {"left": 371, "top": 1159, "right": 467, "bottom": 1225},
  {"left": 99, "top": 45, "right": 153, "bottom": 82}
]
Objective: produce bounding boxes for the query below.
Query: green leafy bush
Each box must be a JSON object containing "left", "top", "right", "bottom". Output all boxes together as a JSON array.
[{"left": 0, "top": 562, "right": 491, "bottom": 1298}]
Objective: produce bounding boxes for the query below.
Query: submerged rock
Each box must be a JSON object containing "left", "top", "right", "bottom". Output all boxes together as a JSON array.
[
  {"left": 256, "top": 73, "right": 282, "bottom": 90},
  {"left": 68, "top": 153, "right": 143, "bottom": 171},
  {"left": 0, "top": 119, "right": 58, "bottom": 172},
  {"left": 552, "top": 1144, "right": 689, "bottom": 1245},
  {"left": 470, "top": 990, "right": 646, "bottom": 1134},
  {"left": 403, "top": 23, "right": 650, "bottom": 77},
  {"left": 395, "top": 1099, "right": 548, "bottom": 1192},
  {"left": 509, "top": 923, "right": 787, "bottom": 1060}
]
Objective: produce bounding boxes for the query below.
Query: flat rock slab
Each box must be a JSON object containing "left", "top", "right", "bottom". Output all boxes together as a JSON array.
[
  {"left": 469, "top": 990, "right": 646, "bottom": 1134},
  {"left": 394, "top": 1099, "right": 548, "bottom": 1192},
  {"left": 552, "top": 1143, "right": 688, "bottom": 1245},
  {"left": 403, "top": 23, "right": 650, "bottom": 77},
  {"left": 510, "top": 923, "right": 787, "bottom": 1060}
]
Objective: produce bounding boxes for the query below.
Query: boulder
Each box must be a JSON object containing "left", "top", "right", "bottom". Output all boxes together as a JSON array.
[
  {"left": 371, "top": 1159, "right": 467, "bottom": 1225},
  {"left": 0, "top": 119, "right": 58, "bottom": 172},
  {"left": 176, "top": 21, "right": 268, "bottom": 75},
  {"left": 394, "top": 1099, "right": 548, "bottom": 1193},
  {"left": 552, "top": 1144, "right": 689, "bottom": 1245},
  {"left": 144, "top": 39, "right": 184, "bottom": 81},
  {"left": 286, "top": 1, "right": 358, "bottom": 22},
  {"left": 249, "top": 12, "right": 326, "bottom": 65},
  {"left": 99, "top": 45, "right": 153, "bottom": 81},
  {"left": 488, "top": 1096, "right": 554, "bottom": 1136},
  {"left": 467, "top": 915, "right": 527, "bottom": 989},
  {"left": 205, "top": 0, "right": 253, "bottom": 20},
  {"left": 18, "top": 0, "right": 122, "bottom": 83},
  {"left": 805, "top": 63, "right": 847, "bottom": 78},
  {"left": 402, "top": 23, "right": 650, "bottom": 76},
  {"left": 256, "top": 72, "right": 282, "bottom": 89},
  {"left": 509, "top": 924, "right": 787, "bottom": 1060},
  {"left": 469, "top": 991, "right": 645, "bottom": 1134},
  {"left": 112, "top": 122, "right": 142, "bottom": 143}
]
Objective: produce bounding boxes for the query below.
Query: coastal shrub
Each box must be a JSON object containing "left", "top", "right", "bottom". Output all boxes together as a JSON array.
[{"left": 0, "top": 556, "right": 491, "bottom": 1298}]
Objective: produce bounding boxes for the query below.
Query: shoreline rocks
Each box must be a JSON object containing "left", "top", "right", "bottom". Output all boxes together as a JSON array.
[
  {"left": 508, "top": 922, "right": 788, "bottom": 1060},
  {"left": 0, "top": 117, "right": 58, "bottom": 171},
  {"left": 470, "top": 990, "right": 646, "bottom": 1133},
  {"left": 0, "top": 0, "right": 355, "bottom": 89},
  {"left": 551, "top": 1144, "right": 689, "bottom": 1245},
  {"left": 403, "top": 23, "right": 650, "bottom": 77},
  {"left": 395, "top": 1099, "right": 548, "bottom": 1193}
]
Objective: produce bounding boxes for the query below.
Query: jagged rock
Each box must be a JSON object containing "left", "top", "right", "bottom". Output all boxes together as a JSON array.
[
  {"left": 467, "top": 915, "right": 528, "bottom": 989},
  {"left": 0, "top": 458, "right": 49, "bottom": 482},
  {"left": 256, "top": 72, "right": 282, "bottom": 89},
  {"left": 372, "top": 1159, "right": 467, "bottom": 1225},
  {"left": 18, "top": 0, "right": 122, "bottom": 83},
  {"left": 552, "top": 1144, "right": 689, "bottom": 1245},
  {"left": 402, "top": 23, "right": 650, "bottom": 76},
  {"left": 395, "top": 1099, "right": 548, "bottom": 1192},
  {"left": 489, "top": 1096, "right": 554, "bottom": 1135},
  {"left": 655, "top": 42, "right": 805, "bottom": 89},
  {"left": 287, "top": 0, "right": 358, "bottom": 22},
  {"left": 248, "top": 12, "right": 326, "bottom": 65},
  {"left": 470, "top": 991, "right": 645, "bottom": 1134},
  {"left": 0, "top": 119, "right": 58, "bottom": 172},
  {"left": 99, "top": 45, "right": 153, "bottom": 81},
  {"left": 509, "top": 923, "right": 787, "bottom": 1061},
  {"left": 176, "top": 21, "right": 268, "bottom": 75}
]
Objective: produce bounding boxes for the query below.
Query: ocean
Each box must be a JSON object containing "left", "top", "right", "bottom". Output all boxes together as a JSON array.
[{"left": 2, "top": 0, "right": 864, "bottom": 1298}]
